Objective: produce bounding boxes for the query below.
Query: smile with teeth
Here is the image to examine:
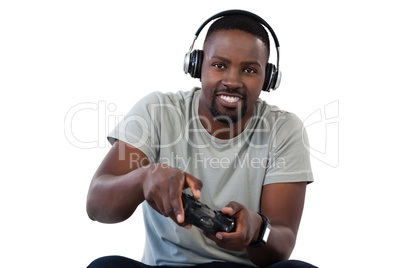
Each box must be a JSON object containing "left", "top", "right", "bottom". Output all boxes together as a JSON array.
[{"left": 218, "top": 95, "right": 241, "bottom": 103}]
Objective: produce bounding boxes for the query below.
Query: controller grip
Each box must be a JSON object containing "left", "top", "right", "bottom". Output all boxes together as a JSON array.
[{"left": 182, "top": 193, "right": 235, "bottom": 234}]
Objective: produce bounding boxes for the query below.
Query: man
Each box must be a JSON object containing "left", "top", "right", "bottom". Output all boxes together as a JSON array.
[{"left": 87, "top": 10, "right": 316, "bottom": 268}]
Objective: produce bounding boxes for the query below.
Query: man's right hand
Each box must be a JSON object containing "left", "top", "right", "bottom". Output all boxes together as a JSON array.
[
  {"left": 141, "top": 163, "right": 202, "bottom": 227},
  {"left": 87, "top": 140, "right": 202, "bottom": 225}
]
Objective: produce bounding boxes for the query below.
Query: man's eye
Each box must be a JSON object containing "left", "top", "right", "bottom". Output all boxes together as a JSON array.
[
  {"left": 244, "top": 68, "right": 257, "bottom": 74},
  {"left": 213, "top": 63, "right": 225, "bottom": 69}
]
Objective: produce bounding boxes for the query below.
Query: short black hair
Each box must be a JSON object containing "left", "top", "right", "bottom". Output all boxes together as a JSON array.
[{"left": 203, "top": 14, "right": 270, "bottom": 56}]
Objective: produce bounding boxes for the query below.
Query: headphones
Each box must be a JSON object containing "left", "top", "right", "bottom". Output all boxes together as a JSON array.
[{"left": 183, "top": 9, "right": 281, "bottom": 92}]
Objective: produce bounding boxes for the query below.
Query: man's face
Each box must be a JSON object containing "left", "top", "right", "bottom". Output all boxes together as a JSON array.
[{"left": 199, "top": 29, "right": 268, "bottom": 125}]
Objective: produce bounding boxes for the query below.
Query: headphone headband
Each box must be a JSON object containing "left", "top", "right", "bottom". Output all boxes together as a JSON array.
[
  {"left": 184, "top": 9, "right": 281, "bottom": 91},
  {"left": 194, "top": 9, "right": 280, "bottom": 49}
]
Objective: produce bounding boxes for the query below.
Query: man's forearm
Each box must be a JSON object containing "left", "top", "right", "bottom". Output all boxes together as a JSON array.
[
  {"left": 246, "top": 225, "right": 296, "bottom": 267},
  {"left": 86, "top": 168, "right": 147, "bottom": 223}
]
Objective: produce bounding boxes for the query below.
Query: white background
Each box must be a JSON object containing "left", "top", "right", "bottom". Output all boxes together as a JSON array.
[{"left": 1, "top": 0, "right": 401, "bottom": 267}]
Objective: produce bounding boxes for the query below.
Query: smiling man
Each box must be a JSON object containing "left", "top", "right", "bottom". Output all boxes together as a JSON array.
[
  {"left": 200, "top": 29, "right": 267, "bottom": 121},
  {"left": 199, "top": 29, "right": 267, "bottom": 139},
  {"left": 87, "top": 10, "right": 316, "bottom": 268}
]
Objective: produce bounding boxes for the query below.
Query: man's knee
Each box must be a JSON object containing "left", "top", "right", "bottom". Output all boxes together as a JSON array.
[
  {"left": 267, "top": 260, "right": 318, "bottom": 268},
  {"left": 87, "top": 255, "right": 150, "bottom": 268}
]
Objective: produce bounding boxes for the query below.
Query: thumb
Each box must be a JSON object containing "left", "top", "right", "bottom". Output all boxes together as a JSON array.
[{"left": 222, "top": 201, "right": 241, "bottom": 216}]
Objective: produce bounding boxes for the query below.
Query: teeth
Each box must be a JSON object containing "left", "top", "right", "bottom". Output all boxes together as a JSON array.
[{"left": 219, "top": 95, "right": 240, "bottom": 103}]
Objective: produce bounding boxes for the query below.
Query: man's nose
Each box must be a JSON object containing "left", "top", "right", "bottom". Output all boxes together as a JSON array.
[{"left": 221, "top": 68, "right": 243, "bottom": 89}]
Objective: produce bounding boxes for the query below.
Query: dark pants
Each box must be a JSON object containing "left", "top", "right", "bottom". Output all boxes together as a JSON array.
[{"left": 87, "top": 256, "right": 317, "bottom": 268}]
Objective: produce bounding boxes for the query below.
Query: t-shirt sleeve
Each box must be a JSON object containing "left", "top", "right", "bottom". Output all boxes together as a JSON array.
[
  {"left": 107, "top": 92, "right": 161, "bottom": 162},
  {"left": 264, "top": 112, "right": 314, "bottom": 185}
]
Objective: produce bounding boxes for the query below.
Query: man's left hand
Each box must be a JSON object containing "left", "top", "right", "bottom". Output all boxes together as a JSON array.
[{"left": 201, "top": 201, "right": 262, "bottom": 251}]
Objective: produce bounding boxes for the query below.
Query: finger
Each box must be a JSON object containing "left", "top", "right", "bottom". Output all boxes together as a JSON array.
[
  {"left": 222, "top": 201, "right": 240, "bottom": 216},
  {"left": 160, "top": 189, "right": 173, "bottom": 218},
  {"left": 170, "top": 196, "right": 184, "bottom": 224},
  {"left": 183, "top": 223, "right": 192, "bottom": 229},
  {"left": 168, "top": 173, "right": 186, "bottom": 223},
  {"left": 202, "top": 230, "right": 244, "bottom": 252},
  {"left": 184, "top": 173, "right": 203, "bottom": 199}
]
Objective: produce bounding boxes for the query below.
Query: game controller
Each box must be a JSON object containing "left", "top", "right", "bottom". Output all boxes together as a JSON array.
[{"left": 181, "top": 193, "right": 235, "bottom": 234}]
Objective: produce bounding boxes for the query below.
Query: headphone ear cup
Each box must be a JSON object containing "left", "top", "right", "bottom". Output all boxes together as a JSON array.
[
  {"left": 263, "top": 63, "right": 274, "bottom": 92},
  {"left": 193, "top": 50, "right": 203, "bottom": 78},
  {"left": 263, "top": 63, "right": 279, "bottom": 92},
  {"left": 187, "top": 50, "right": 203, "bottom": 78}
]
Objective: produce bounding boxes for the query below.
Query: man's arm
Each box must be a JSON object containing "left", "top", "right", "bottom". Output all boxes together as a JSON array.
[
  {"left": 86, "top": 140, "right": 151, "bottom": 223},
  {"left": 86, "top": 140, "right": 202, "bottom": 224},
  {"left": 204, "top": 182, "right": 306, "bottom": 267},
  {"left": 246, "top": 182, "right": 306, "bottom": 267}
]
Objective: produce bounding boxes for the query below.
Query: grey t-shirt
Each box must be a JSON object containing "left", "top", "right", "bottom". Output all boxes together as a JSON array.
[{"left": 108, "top": 87, "right": 313, "bottom": 266}]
